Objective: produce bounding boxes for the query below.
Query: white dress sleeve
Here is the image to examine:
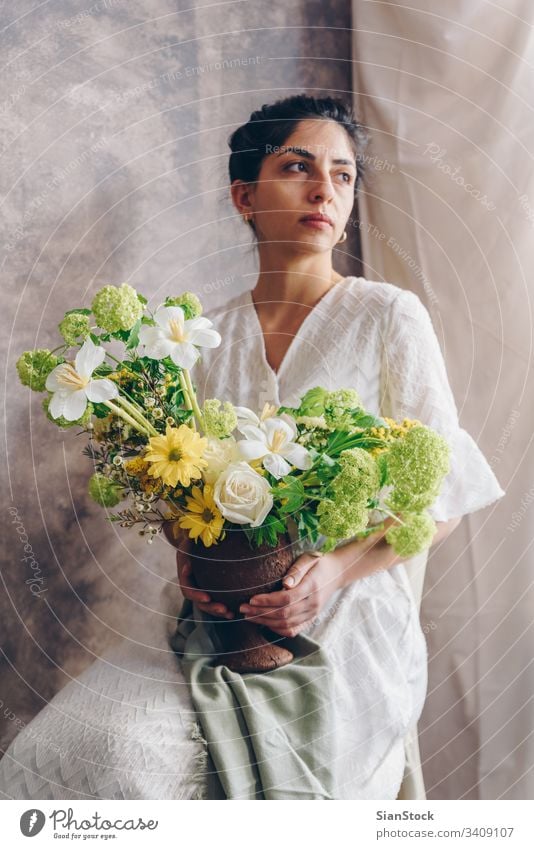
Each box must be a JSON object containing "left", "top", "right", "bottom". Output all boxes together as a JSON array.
[{"left": 380, "top": 288, "right": 506, "bottom": 522}]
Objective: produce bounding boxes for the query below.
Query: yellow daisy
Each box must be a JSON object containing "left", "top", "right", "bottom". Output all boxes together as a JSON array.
[
  {"left": 178, "top": 484, "right": 225, "bottom": 547},
  {"left": 144, "top": 424, "right": 208, "bottom": 488}
]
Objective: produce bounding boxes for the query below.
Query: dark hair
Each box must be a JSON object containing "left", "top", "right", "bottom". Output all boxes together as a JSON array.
[{"left": 228, "top": 94, "right": 369, "bottom": 235}]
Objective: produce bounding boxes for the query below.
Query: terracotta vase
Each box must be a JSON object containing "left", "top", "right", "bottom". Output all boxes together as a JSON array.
[{"left": 164, "top": 523, "right": 295, "bottom": 673}]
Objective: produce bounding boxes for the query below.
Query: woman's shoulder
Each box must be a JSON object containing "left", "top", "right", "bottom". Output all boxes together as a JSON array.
[
  {"left": 344, "top": 275, "right": 420, "bottom": 306},
  {"left": 340, "top": 276, "right": 426, "bottom": 328}
]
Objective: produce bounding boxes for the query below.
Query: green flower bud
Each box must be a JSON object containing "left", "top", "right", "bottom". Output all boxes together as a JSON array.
[
  {"left": 385, "top": 511, "right": 436, "bottom": 558},
  {"left": 58, "top": 312, "right": 91, "bottom": 345},
  {"left": 332, "top": 447, "right": 380, "bottom": 502},
  {"left": 316, "top": 498, "right": 368, "bottom": 538},
  {"left": 165, "top": 292, "right": 203, "bottom": 319},
  {"left": 385, "top": 426, "right": 450, "bottom": 513},
  {"left": 298, "top": 386, "right": 328, "bottom": 417},
  {"left": 88, "top": 473, "right": 124, "bottom": 507},
  {"left": 91, "top": 283, "right": 143, "bottom": 332},
  {"left": 16, "top": 349, "right": 60, "bottom": 392},
  {"left": 324, "top": 388, "right": 362, "bottom": 429},
  {"left": 202, "top": 398, "right": 237, "bottom": 438}
]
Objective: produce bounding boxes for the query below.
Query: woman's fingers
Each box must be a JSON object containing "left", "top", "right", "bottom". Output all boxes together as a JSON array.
[
  {"left": 240, "top": 605, "right": 315, "bottom": 630},
  {"left": 177, "top": 558, "right": 234, "bottom": 617},
  {"left": 177, "top": 558, "right": 212, "bottom": 604},
  {"left": 247, "top": 552, "right": 321, "bottom": 607},
  {"left": 196, "top": 602, "right": 234, "bottom": 619},
  {"left": 281, "top": 551, "right": 322, "bottom": 589}
]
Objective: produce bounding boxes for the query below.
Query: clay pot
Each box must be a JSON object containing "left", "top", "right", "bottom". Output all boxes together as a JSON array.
[{"left": 164, "top": 522, "right": 295, "bottom": 673}]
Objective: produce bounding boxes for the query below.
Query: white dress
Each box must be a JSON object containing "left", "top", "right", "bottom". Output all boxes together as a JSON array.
[{"left": 0, "top": 276, "right": 505, "bottom": 800}]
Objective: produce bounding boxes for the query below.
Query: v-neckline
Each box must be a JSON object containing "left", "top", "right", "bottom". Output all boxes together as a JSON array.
[{"left": 246, "top": 278, "right": 347, "bottom": 382}]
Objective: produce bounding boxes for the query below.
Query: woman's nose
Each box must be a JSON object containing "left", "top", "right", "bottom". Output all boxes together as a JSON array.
[{"left": 308, "top": 174, "right": 335, "bottom": 203}]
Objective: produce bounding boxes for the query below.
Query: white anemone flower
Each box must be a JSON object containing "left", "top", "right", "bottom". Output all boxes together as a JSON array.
[
  {"left": 45, "top": 337, "right": 118, "bottom": 421},
  {"left": 138, "top": 305, "right": 221, "bottom": 369},
  {"left": 236, "top": 414, "right": 313, "bottom": 479}
]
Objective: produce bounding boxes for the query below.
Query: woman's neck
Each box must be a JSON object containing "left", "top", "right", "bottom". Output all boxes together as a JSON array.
[{"left": 252, "top": 254, "right": 344, "bottom": 309}]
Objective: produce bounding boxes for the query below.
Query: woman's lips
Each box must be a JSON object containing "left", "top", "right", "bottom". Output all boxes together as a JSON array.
[{"left": 299, "top": 217, "right": 333, "bottom": 230}]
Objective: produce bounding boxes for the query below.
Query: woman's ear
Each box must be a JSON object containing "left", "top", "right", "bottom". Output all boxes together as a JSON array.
[{"left": 230, "top": 178, "right": 255, "bottom": 218}]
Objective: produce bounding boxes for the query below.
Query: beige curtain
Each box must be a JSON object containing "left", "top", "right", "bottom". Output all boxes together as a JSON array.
[{"left": 352, "top": 0, "right": 534, "bottom": 799}]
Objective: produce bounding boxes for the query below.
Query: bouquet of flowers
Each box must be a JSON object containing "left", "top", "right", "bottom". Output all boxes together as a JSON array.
[{"left": 17, "top": 284, "right": 450, "bottom": 671}]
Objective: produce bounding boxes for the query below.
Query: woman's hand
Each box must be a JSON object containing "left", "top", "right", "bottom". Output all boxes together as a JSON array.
[
  {"left": 176, "top": 550, "right": 234, "bottom": 619},
  {"left": 237, "top": 550, "right": 345, "bottom": 637}
]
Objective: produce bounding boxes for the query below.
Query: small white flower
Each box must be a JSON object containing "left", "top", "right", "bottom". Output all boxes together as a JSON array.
[
  {"left": 45, "top": 338, "right": 118, "bottom": 421},
  {"left": 295, "top": 414, "right": 329, "bottom": 429},
  {"left": 236, "top": 415, "right": 313, "bottom": 480},
  {"left": 213, "top": 461, "right": 273, "bottom": 527},
  {"left": 138, "top": 305, "right": 221, "bottom": 369}
]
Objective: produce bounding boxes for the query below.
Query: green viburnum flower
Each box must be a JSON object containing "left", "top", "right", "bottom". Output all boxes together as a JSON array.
[
  {"left": 58, "top": 312, "right": 91, "bottom": 346},
  {"left": 16, "top": 349, "right": 60, "bottom": 392},
  {"left": 42, "top": 396, "right": 93, "bottom": 428},
  {"left": 317, "top": 498, "right": 368, "bottom": 538},
  {"left": 91, "top": 283, "right": 143, "bottom": 333},
  {"left": 324, "top": 388, "right": 362, "bottom": 429},
  {"left": 385, "top": 426, "right": 450, "bottom": 513},
  {"left": 385, "top": 511, "right": 436, "bottom": 558},
  {"left": 165, "top": 292, "right": 203, "bottom": 319},
  {"left": 316, "top": 448, "right": 378, "bottom": 539},
  {"left": 88, "top": 473, "right": 124, "bottom": 507},
  {"left": 202, "top": 398, "right": 237, "bottom": 439},
  {"left": 331, "top": 447, "right": 380, "bottom": 504}
]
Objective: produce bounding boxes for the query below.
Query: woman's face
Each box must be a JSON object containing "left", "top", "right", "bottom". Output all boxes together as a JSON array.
[{"left": 233, "top": 119, "right": 358, "bottom": 252}]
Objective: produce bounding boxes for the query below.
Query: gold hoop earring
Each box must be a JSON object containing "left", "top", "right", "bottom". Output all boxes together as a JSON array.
[{"left": 337, "top": 231, "right": 347, "bottom": 244}]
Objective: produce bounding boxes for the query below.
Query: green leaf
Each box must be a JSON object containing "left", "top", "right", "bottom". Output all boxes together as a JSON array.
[
  {"left": 271, "top": 476, "right": 305, "bottom": 514},
  {"left": 92, "top": 402, "right": 111, "bottom": 418},
  {"left": 377, "top": 452, "right": 389, "bottom": 488},
  {"left": 137, "top": 293, "right": 148, "bottom": 305},
  {"left": 350, "top": 411, "right": 386, "bottom": 428},
  {"left": 276, "top": 404, "right": 299, "bottom": 417},
  {"left": 126, "top": 318, "right": 142, "bottom": 350},
  {"left": 65, "top": 307, "right": 91, "bottom": 316},
  {"left": 298, "top": 386, "right": 327, "bottom": 416},
  {"left": 93, "top": 363, "right": 114, "bottom": 376}
]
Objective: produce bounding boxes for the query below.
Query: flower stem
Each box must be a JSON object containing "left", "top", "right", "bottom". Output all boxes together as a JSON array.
[
  {"left": 103, "top": 400, "right": 151, "bottom": 436},
  {"left": 183, "top": 369, "right": 205, "bottom": 431},
  {"left": 178, "top": 372, "right": 196, "bottom": 430},
  {"left": 376, "top": 506, "right": 406, "bottom": 526},
  {"left": 117, "top": 396, "right": 158, "bottom": 436}
]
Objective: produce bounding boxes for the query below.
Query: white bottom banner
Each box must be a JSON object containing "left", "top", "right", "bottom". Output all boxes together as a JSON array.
[{"left": 1, "top": 799, "right": 531, "bottom": 847}]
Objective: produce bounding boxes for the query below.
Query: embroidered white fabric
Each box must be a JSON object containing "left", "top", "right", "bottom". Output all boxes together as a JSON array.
[{"left": 0, "top": 277, "right": 505, "bottom": 800}]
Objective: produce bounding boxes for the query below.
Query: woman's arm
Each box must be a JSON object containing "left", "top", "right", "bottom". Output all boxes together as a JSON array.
[
  {"left": 332, "top": 514, "right": 462, "bottom": 588},
  {"left": 240, "top": 515, "right": 462, "bottom": 637}
]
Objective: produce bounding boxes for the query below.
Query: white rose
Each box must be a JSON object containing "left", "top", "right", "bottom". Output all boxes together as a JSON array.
[
  {"left": 202, "top": 435, "right": 240, "bottom": 485},
  {"left": 213, "top": 461, "right": 273, "bottom": 528}
]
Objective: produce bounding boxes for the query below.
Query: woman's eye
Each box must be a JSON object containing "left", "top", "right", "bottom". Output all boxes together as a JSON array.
[
  {"left": 284, "top": 161, "right": 308, "bottom": 173},
  {"left": 284, "top": 162, "right": 354, "bottom": 184}
]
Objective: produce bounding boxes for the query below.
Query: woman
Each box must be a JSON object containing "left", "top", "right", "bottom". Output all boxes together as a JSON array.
[{"left": 0, "top": 95, "right": 505, "bottom": 801}]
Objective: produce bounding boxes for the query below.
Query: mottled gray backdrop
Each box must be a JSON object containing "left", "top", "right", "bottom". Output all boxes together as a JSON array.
[{"left": 1, "top": 1, "right": 361, "bottom": 750}]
